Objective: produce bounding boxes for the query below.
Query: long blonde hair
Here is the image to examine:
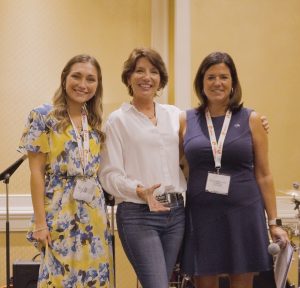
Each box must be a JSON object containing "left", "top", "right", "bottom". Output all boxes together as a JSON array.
[{"left": 52, "top": 54, "right": 105, "bottom": 142}]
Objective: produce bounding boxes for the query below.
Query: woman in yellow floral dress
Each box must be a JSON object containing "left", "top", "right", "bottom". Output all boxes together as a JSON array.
[{"left": 18, "top": 54, "right": 114, "bottom": 287}]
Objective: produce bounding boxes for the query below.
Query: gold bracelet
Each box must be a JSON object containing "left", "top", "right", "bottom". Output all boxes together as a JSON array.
[{"left": 33, "top": 226, "right": 48, "bottom": 233}]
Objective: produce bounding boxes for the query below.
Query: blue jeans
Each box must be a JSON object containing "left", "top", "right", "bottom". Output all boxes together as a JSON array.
[{"left": 117, "top": 201, "right": 185, "bottom": 288}]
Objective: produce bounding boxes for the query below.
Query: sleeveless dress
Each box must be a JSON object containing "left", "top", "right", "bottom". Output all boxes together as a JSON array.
[
  {"left": 18, "top": 104, "right": 114, "bottom": 287},
  {"left": 181, "top": 108, "right": 272, "bottom": 276}
]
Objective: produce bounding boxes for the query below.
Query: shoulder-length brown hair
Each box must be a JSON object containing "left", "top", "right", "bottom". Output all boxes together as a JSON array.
[
  {"left": 121, "top": 48, "right": 168, "bottom": 96},
  {"left": 194, "top": 51, "right": 243, "bottom": 114},
  {"left": 51, "top": 54, "right": 105, "bottom": 142}
]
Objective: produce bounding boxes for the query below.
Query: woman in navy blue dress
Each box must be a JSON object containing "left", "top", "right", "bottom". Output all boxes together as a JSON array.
[{"left": 180, "top": 52, "right": 288, "bottom": 288}]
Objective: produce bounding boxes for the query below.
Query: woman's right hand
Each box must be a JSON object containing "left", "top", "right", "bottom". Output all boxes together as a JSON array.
[
  {"left": 136, "top": 184, "right": 170, "bottom": 212},
  {"left": 33, "top": 227, "right": 52, "bottom": 248}
]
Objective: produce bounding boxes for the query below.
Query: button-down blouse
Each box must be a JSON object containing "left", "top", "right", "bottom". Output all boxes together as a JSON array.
[{"left": 99, "top": 102, "right": 187, "bottom": 204}]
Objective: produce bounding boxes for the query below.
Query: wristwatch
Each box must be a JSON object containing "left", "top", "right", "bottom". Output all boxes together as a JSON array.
[{"left": 268, "top": 218, "right": 282, "bottom": 226}]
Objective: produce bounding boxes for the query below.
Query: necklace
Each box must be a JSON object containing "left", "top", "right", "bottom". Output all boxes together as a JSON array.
[{"left": 131, "top": 101, "right": 156, "bottom": 119}]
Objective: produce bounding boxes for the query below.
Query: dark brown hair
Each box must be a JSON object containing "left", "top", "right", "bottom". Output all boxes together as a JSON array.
[
  {"left": 194, "top": 51, "right": 243, "bottom": 113},
  {"left": 121, "top": 48, "right": 168, "bottom": 96}
]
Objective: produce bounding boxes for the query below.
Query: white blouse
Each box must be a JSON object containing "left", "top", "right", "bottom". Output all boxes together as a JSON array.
[{"left": 99, "top": 102, "right": 187, "bottom": 204}]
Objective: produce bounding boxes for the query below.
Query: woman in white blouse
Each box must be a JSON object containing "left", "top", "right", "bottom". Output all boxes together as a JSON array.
[{"left": 99, "top": 48, "right": 186, "bottom": 288}]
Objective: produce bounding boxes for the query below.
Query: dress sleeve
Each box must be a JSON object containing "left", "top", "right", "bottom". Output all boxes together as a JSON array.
[
  {"left": 18, "top": 108, "right": 50, "bottom": 154},
  {"left": 99, "top": 119, "right": 143, "bottom": 200}
]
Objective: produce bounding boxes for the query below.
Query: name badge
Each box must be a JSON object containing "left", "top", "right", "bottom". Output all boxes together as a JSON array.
[
  {"left": 205, "top": 172, "right": 231, "bottom": 195},
  {"left": 73, "top": 178, "right": 97, "bottom": 203}
]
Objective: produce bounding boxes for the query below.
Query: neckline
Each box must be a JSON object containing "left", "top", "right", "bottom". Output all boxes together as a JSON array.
[
  {"left": 130, "top": 101, "right": 156, "bottom": 120},
  {"left": 211, "top": 114, "right": 225, "bottom": 119}
]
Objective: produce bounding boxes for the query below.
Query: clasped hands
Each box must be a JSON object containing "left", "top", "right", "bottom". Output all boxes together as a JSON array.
[{"left": 136, "top": 184, "right": 170, "bottom": 212}]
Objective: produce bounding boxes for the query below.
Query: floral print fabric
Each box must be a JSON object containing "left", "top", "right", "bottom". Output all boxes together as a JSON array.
[{"left": 19, "top": 104, "right": 114, "bottom": 287}]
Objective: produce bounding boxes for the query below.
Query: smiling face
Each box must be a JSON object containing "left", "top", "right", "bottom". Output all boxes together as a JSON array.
[
  {"left": 203, "top": 63, "right": 232, "bottom": 107},
  {"left": 128, "top": 57, "right": 161, "bottom": 100},
  {"left": 65, "top": 62, "right": 98, "bottom": 107}
]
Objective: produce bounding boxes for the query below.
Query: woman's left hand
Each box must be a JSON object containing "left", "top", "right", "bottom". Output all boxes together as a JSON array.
[{"left": 269, "top": 225, "right": 290, "bottom": 248}]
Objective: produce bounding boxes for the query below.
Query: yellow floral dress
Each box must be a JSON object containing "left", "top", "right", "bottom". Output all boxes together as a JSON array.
[{"left": 18, "top": 104, "right": 114, "bottom": 288}]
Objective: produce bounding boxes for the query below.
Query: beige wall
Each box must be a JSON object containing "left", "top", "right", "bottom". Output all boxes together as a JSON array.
[
  {"left": 191, "top": 0, "right": 300, "bottom": 192},
  {"left": 189, "top": 2, "right": 300, "bottom": 283},
  {"left": 0, "top": 0, "right": 151, "bottom": 286},
  {"left": 0, "top": 0, "right": 151, "bottom": 195},
  {"left": 1, "top": 0, "right": 300, "bottom": 286}
]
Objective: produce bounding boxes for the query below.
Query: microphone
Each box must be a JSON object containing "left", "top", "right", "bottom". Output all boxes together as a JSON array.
[
  {"left": 0, "top": 155, "right": 28, "bottom": 181},
  {"left": 268, "top": 238, "right": 285, "bottom": 256},
  {"left": 268, "top": 242, "right": 281, "bottom": 256}
]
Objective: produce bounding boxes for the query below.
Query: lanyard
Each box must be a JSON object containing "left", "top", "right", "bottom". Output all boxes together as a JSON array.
[
  {"left": 205, "top": 109, "right": 232, "bottom": 172},
  {"left": 68, "top": 111, "right": 90, "bottom": 175}
]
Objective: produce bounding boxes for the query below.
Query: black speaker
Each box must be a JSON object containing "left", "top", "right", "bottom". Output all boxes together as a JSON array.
[{"left": 13, "top": 261, "right": 40, "bottom": 288}]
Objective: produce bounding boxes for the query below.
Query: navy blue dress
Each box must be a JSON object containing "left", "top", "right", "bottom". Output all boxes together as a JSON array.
[{"left": 181, "top": 108, "right": 272, "bottom": 276}]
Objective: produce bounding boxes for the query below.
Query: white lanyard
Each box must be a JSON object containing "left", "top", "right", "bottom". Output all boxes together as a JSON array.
[
  {"left": 68, "top": 111, "right": 90, "bottom": 175},
  {"left": 205, "top": 109, "right": 232, "bottom": 172}
]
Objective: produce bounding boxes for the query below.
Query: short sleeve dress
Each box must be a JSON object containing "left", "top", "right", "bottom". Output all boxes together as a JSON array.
[
  {"left": 181, "top": 108, "right": 272, "bottom": 276},
  {"left": 18, "top": 104, "right": 114, "bottom": 288}
]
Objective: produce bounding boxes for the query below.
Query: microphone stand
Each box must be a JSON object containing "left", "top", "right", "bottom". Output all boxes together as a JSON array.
[
  {"left": 4, "top": 174, "right": 11, "bottom": 288},
  {"left": 110, "top": 201, "right": 116, "bottom": 284},
  {"left": 103, "top": 190, "right": 116, "bottom": 285},
  {"left": 0, "top": 155, "right": 27, "bottom": 288}
]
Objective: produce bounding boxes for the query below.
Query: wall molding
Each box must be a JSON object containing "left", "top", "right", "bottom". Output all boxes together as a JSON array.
[
  {"left": 174, "top": 0, "right": 191, "bottom": 110},
  {"left": 151, "top": 0, "right": 169, "bottom": 104},
  {"left": 275, "top": 196, "right": 300, "bottom": 224},
  {"left": 0, "top": 194, "right": 115, "bottom": 232},
  {"left": 0, "top": 194, "right": 300, "bottom": 232},
  {"left": 0, "top": 194, "right": 298, "bottom": 231},
  {"left": 0, "top": 194, "right": 33, "bottom": 231}
]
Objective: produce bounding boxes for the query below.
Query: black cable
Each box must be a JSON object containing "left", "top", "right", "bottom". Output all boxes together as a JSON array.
[{"left": 31, "top": 253, "right": 41, "bottom": 262}]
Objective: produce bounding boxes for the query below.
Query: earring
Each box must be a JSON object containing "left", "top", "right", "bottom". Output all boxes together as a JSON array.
[
  {"left": 155, "top": 88, "right": 163, "bottom": 97},
  {"left": 128, "top": 85, "right": 133, "bottom": 95}
]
